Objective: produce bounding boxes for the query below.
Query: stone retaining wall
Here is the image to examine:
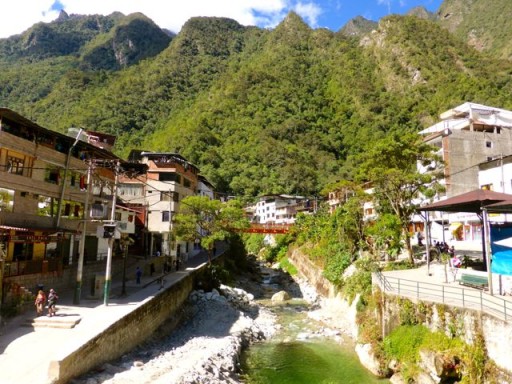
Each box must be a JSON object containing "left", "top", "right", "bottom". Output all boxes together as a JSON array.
[
  {"left": 289, "top": 247, "right": 359, "bottom": 339},
  {"left": 48, "top": 256, "right": 223, "bottom": 384}
]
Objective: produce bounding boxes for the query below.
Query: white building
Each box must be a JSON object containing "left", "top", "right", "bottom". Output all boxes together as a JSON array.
[{"left": 253, "top": 194, "right": 311, "bottom": 224}]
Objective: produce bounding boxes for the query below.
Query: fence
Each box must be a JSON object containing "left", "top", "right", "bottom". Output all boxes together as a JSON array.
[
  {"left": 3, "top": 257, "right": 63, "bottom": 277},
  {"left": 372, "top": 271, "right": 512, "bottom": 323}
]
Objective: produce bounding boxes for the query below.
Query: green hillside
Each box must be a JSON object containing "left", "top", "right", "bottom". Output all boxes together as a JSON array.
[
  {"left": 438, "top": 0, "right": 512, "bottom": 60},
  {"left": 1, "top": 6, "right": 512, "bottom": 197}
]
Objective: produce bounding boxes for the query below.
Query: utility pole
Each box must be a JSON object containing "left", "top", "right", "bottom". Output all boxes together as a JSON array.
[
  {"left": 74, "top": 160, "right": 92, "bottom": 304},
  {"left": 104, "top": 160, "right": 119, "bottom": 306},
  {"left": 56, "top": 128, "right": 83, "bottom": 228}
]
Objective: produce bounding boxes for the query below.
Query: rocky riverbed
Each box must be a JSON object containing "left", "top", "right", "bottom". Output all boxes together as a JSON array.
[
  {"left": 70, "top": 264, "right": 352, "bottom": 384},
  {"left": 71, "top": 283, "right": 277, "bottom": 384}
]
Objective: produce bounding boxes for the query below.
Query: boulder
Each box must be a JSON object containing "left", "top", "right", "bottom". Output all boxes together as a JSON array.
[
  {"left": 355, "top": 343, "right": 389, "bottom": 377},
  {"left": 271, "top": 290, "right": 290, "bottom": 302}
]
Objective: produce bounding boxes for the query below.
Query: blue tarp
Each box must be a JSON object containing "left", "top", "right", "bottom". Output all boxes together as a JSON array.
[{"left": 490, "top": 225, "right": 512, "bottom": 275}]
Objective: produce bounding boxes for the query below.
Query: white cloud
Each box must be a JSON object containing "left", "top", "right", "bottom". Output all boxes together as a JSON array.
[
  {"left": 0, "top": 0, "right": 294, "bottom": 38},
  {"left": 294, "top": 2, "right": 322, "bottom": 27}
]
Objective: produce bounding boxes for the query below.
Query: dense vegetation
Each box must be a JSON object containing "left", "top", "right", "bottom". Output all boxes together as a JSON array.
[{"left": 1, "top": 2, "right": 512, "bottom": 198}]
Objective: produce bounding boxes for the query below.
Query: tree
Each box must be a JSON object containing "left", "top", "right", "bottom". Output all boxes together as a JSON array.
[
  {"left": 357, "top": 131, "right": 444, "bottom": 263},
  {"left": 173, "top": 196, "right": 249, "bottom": 262}
]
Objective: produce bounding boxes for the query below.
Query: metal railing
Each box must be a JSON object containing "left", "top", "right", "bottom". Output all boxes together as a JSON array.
[{"left": 372, "top": 271, "right": 512, "bottom": 322}]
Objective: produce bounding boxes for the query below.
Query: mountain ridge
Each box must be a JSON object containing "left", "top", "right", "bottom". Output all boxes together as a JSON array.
[{"left": 1, "top": 3, "right": 512, "bottom": 196}]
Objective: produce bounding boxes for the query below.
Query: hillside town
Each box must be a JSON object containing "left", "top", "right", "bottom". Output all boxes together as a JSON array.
[
  {"left": 2, "top": 101, "right": 512, "bottom": 311},
  {"left": 2, "top": 102, "right": 512, "bottom": 383}
]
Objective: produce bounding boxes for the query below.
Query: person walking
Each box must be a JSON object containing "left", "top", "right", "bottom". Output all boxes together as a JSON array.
[
  {"left": 136, "top": 266, "right": 142, "bottom": 284},
  {"left": 47, "top": 288, "right": 59, "bottom": 317},
  {"left": 34, "top": 289, "right": 46, "bottom": 317}
]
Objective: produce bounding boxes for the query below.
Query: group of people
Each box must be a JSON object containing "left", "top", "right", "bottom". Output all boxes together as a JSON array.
[
  {"left": 34, "top": 288, "right": 59, "bottom": 317},
  {"left": 433, "top": 240, "right": 455, "bottom": 257}
]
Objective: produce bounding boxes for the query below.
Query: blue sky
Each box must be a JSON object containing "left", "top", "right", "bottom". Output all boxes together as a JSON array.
[{"left": 0, "top": 0, "right": 444, "bottom": 39}]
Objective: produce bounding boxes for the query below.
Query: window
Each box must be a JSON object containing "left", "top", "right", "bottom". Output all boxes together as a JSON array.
[
  {"left": 45, "top": 168, "right": 61, "bottom": 185},
  {"left": 119, "top": 183, "right": 143, "bottom": 196},
  {"left": 159, "top": 172, "right": 181, "bottom": 183},
  {"left": 115, "top": 212, "right": 122, "bottom": 221},
  {"left": 90, "top": 202, "right": 106, "bottom": 218},
  {"left": 486, "top": 141, "right": 493, "bottom": 148},
  {"left": 162, "top": 211, "right": 170, "bottom": 222},
  {"left": 161, "top": 191, "right": 172, "bottom": 201},
  {"left": 183, "top": 178, "right": 191, "bottom": 188},
  {"left": 7, "top": 156, "right": 24, "bottom": 175}
]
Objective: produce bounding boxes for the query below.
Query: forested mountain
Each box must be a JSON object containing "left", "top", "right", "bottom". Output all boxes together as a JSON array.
[{"left": 1, "top": 1, "right": 512, "bottom": 197}]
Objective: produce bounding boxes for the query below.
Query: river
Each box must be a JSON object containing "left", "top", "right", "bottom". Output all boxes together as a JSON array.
[
  {"left": 239, "top": 269, "right": 389, "bottom": 384},
  {"left": 71, "top": 262, "right": 389, "bottom": 383}
]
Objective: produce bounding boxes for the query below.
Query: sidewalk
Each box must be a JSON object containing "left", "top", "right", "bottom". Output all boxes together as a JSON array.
[{"left": 0, "top": 246, "right": 215, "bottom": 384}]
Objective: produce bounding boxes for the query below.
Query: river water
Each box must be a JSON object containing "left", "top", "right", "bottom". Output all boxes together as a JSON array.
[{"left": 240, "top": 272, "right": 388, "bottom": 384}]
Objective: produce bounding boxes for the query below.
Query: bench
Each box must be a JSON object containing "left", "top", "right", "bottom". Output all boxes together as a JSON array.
[{"left": 459, "top": 273, "right": 488, "bottom": 290}]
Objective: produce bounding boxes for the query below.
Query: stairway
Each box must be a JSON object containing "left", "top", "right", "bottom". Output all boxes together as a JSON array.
[{"left": 24, "top": 312, "right": 82, "bottom": 329}]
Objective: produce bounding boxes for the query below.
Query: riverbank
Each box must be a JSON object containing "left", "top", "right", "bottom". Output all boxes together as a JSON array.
[
  {"left": 70, "top": 260, "right": 367, "bottom": 384},
  {"left": 70, "top": 281, "right": 277, "bottom": 384}
]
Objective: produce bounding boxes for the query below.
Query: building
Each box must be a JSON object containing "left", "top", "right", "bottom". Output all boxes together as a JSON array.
[
  {"left": 253, "top": 194, "right": 312, "bottom": 224},
  {"left": 120, "top": 151, "right": 200, "bottom": 262},
  {"left": 0, "top": 107, "right": 134, "bottom": 310},
  {"left": 327, "top": 187, "right": 355, "bottom": 214},
  {"left": 420, "top": 102, "right": 512, "bottom": 198},
  {"left": 197, "top": 175, "right": 215, "bottom": 200},
  {"left": 419, "top": 102, "right": 512, "bottom": 242},
  {"left": 478, "top": 155, "right": 512, "bottom": 225}
]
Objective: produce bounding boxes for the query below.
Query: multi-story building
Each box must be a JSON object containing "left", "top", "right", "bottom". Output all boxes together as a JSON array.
[
  {"left": 120, "top": 151, "right": 200, "bottom": 262},
  {"left": 420, "top": 102, "right": 512, "bottom": 198},
  {"left": 253, "top": 194, "right": 312, "bottom": 224},
  {"left": 419, "top": 102, "right": 512, "bottom": 242},
  {"left": 0, "top": 108, "right": 123, "bottom": 279}
]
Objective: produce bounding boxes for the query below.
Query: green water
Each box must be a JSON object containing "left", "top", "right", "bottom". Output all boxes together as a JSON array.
[
  {"left": 241, "top": 339, "right": 387, "bottom": 384},
  {"left": 240, "top": 300, "right": 388, "bottom": 384}
]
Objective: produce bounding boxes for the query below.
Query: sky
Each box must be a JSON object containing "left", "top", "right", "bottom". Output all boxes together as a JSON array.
[{"left": 0, "top": 0, "right": 444, "bottom": 39}]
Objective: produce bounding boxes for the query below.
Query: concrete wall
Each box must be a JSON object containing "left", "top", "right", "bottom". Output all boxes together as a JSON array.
[
  {"left": 47, "top": 255, "right": 224, "bottom": 384},
  {"left": 445, "top": 129, "right": 512, "bottom": 197},
  {"left": 49, "top": 271, "right": 196, "bottom": 384}
]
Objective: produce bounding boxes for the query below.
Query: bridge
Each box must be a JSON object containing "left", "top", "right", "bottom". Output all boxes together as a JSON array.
[{"left": 242, "top": 223, "right": 292, "bottom": 234}]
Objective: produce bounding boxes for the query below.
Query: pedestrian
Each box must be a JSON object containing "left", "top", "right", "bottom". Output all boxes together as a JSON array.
[
  {"left": 136, "top": 266, "right": 142, "bottom": 284},
  {"left": 34, "top": 289, "right": 46, "bottom": 317},
  {"left": 176, "top": 257, "right": 180, "bottom": 271},
  {"left": 416, "top": 232, "right": 423, "bottom": 246},
  {"left": 47, "top": 288, "right": 59, "bottom": 317}
]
